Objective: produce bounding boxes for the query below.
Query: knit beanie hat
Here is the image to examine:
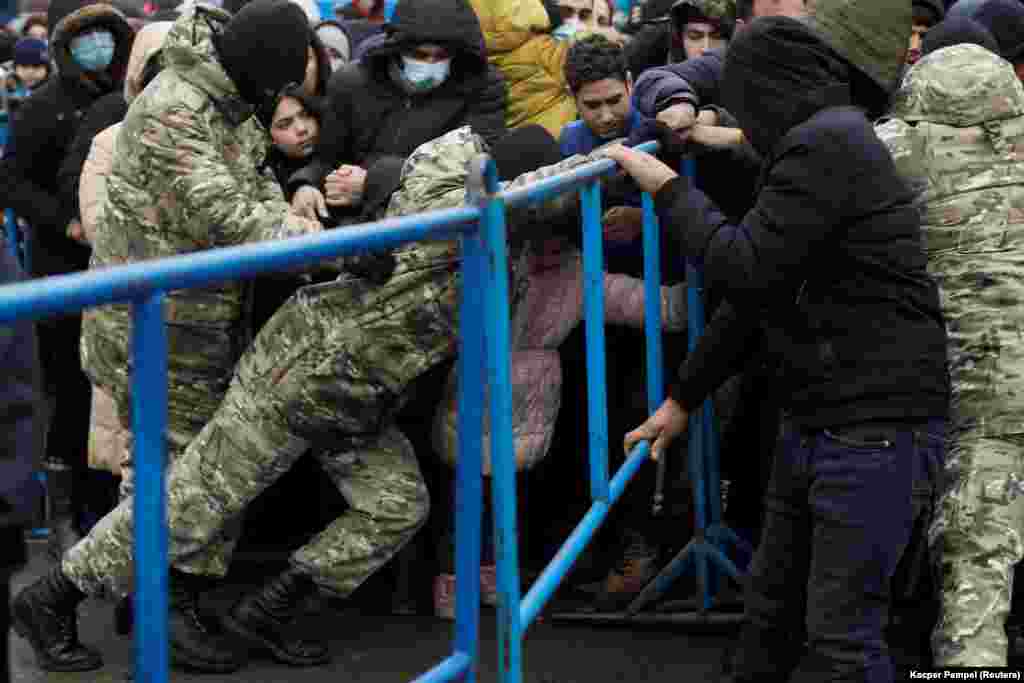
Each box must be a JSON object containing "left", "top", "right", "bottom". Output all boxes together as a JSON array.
[
  {"left": 490, "top": 125, "right": 563, "bottom": 182},
  {"left": 214, "top": 0, "right": 311, "bottom": 108},
  {"left": 921, "top": 15, "right": 999, "bottom": 56},
  {"left": 913, "top": 0, "right": 944, "bottom": 25},
  {"left": 971, "top": 0, "right": 1024, "bottom": 62},
  {"left": 13, "top": 37, "right": 48, "bottom": 66}
]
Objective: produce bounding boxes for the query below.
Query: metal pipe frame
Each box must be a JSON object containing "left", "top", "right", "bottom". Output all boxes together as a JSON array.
[{"left": 0, "top": 136, "right": 733, "bottom": 683}]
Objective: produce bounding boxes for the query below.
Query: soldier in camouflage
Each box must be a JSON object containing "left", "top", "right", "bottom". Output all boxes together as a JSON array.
[
  {"left": 11, "top": 0, "right": 323, "bottom": 675},
  {"left": 876, "top": 44, "right": 1024, "bottom": 668},
  {"left": 14, "top": 123, "right": 627, "bottom": 673}
]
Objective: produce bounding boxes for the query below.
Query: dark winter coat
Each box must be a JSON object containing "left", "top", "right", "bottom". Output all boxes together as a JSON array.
[
  {"left": 0, "top": 0, "right": 133, "bottom": 277},
  {"left": 661, "top": 18, "right": 949, "bottom": 429},
  {"left": 0, "top": 247, "right": 42, "bottom": 541},
  {"left": 289, "top": 0, "right": 507, "bottom": 197}
]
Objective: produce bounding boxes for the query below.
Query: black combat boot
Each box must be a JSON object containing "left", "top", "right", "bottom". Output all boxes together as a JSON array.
[
  {"left": 11, "top": 566, "right": 103, "bottom": 672},
  {"left": 224, "top": 567, "right": 330, "bottom": 666},
  {"left": 168, "top": 568, "right": 244, "bottom": 673},
  {"left": 45, "top": 462, "right": 84, "bottom": 562}
]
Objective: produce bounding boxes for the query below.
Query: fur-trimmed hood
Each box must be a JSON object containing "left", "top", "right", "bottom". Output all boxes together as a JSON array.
[{"left": 49, "top": 0, "right": 134, "bottom": 94}]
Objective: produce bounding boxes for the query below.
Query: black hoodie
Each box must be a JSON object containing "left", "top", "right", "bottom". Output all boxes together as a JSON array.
[
  {"left": 0, "top": 0, "right": 133, "bottom": 277},
  {"left": 288, "top": 0, "right": 506, "bottom": 199},
  {"left": 657, "top": 17, "right": 949, "bottom": 429}
]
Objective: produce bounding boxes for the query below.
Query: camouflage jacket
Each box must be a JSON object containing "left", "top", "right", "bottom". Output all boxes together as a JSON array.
[
  {"left": 81, "top": 5, "right": 321, "bottom": 411},
  {"left": 383, "top": 125, "right": 618, "bottom": 323},
  {"left": 877, "top": 45, "right": 1024, "bottom": 435}
]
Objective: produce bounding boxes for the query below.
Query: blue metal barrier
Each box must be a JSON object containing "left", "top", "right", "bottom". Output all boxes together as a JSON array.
[{"left": 0, "top": 138, "right": 737, "bottom": 683}]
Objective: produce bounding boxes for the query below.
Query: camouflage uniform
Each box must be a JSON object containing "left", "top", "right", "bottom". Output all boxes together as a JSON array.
[
  {"left": 877, "top": 45, "right": 1024, "bottom": 667},
  {"left": 63, "top": 126, "right": 614, "bottom": 599},
  {"left": 71, "top": 5, "right": 321, "bottom": 590}
]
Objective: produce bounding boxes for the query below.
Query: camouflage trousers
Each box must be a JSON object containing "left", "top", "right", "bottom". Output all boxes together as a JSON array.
[
  {"left": 64, "top": 266, "right": 454, "bottom": 598},
  {"left": 92, "top": 343, "right": 241, "bottom": 579},
  {"left": 931, "top": 432, "right": 1024, "bottom": 666}
]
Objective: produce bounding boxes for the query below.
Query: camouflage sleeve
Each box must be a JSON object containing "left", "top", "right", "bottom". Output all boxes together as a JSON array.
[
  {"left": 500, "top": 144, "right": 621, "bottom": 232},
  {"left": 876, "top": 118, "right": 929, "bottom": 199},
  {"left": 142, "top": 104, "right": 322, "bottom": 246},
  {"left": 385, "top": 127, "right": 488, "bottom": 218}
]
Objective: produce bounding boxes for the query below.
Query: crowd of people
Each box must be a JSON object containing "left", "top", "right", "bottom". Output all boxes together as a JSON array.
[{"left": 0, "top": 0, "right": 1023, "bottom": 681}]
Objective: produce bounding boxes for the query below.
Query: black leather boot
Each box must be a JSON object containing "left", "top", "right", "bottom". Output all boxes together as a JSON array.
[
  {"left": 11, "top": 566, "right": 103, "bottom": 672},
  {"left": 168, "top": 569, "right": 244, "bottom": 673},
  {"left": 224, "top": 567, "right": 330, "bottom": 666},
  {"left": 45, "top": 463, "right": 83, "bottom": 562}
]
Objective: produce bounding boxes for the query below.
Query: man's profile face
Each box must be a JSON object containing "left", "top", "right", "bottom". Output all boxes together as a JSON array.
[
  {"left": 575, "top": 76, "right": 633, "bottom": 140},
  {"left": 906, "top": 22, "right": 930, "bottom": 65},
  {"left": 680, "top": 20, "right": 725, "bottom": 60}
]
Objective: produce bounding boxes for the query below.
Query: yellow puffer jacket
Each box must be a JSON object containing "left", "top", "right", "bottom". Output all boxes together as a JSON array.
[{"left": 469, "top": 0, "right": 576, "bottom": 137}]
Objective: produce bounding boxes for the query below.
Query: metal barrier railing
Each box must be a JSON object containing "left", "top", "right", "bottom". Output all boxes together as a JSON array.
[{"left": 0, "top": 138, "right": 737, "bottom": 683}]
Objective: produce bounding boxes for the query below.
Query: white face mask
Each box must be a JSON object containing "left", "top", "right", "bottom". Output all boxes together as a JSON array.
[
  {"left": 552, "top": 19, "right": 582, "bottom": 41},
  {"left": 400, "top": 55, "right": 451, "bottom": 90}
]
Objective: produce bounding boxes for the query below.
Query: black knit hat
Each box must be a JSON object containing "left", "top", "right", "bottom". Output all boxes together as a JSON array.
[
  {"left": 214, "top": 0, "right": 310, "bottom": 108},
  {"left": 913, "top": 0, "right": 945, "bottom": 26},
  {"left": 971, "top": 0, "right": 1024, "bottom": 62},
  {"left": 13, "top": 37, "right": 48, "bottom": 66},
  {"left": 921, "top": 15, "right": 999, "bottom": 57},
  {"left": 490, "top": 125, "right": 563, "bottom": 182}
]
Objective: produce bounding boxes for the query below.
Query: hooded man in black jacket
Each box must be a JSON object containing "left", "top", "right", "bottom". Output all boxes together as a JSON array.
[
  {"left": 0, "top": 0, "right": 133, "bottom": 570},
  {"left": 288, "top": 0, "right": 507, "bottom": 222},
  {"left": 611, "top": 1, "right": 949, "bottom": 681}
]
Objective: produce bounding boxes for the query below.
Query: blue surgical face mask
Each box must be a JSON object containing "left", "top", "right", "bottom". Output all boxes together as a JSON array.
[
  {"left": 552, "top": 20, "right": 581, "bottom": 42},
  {"left": 70, "top": 29, "right": 115, "bottom": 73},
  {"left": 400, "top": 56, "right": 451, "bottom": 90}
]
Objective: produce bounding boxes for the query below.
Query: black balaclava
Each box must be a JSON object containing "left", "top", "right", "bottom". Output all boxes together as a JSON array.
[
  {"left": 921, "top": 15, "right": 1000, "bottom": 57},
  {"left": 721, "top": 16, "right": 851, "bottom": 157},
  {"left": 490, "top": 124, "right": 563, "bottom": 182},
  {"left": 214, "top": 0, "right": 310, "bottom": 108}
]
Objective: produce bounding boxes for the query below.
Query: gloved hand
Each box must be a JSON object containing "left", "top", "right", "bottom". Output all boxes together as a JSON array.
[{"left": 344, "top": 251, "right": 397, "bottom": 285}]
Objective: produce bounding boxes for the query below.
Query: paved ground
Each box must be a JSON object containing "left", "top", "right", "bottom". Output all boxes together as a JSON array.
[{"left": 8, "top": 541, "right": 739, "bottom": 683}]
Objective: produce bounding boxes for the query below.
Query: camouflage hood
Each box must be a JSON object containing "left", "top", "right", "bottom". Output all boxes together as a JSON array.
[
  {"left": 891, "top": 44, "right": 1024, "bottom": 128},
  {"left": 162, "top": 4, "right": 249, "bottom": 121}
]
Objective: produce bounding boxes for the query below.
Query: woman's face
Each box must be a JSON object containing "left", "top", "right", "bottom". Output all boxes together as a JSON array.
[{"left": 270, "top": 96, "right": 319, "bottom": 160}]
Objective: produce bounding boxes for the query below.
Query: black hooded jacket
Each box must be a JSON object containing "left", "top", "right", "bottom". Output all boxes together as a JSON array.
[
  {"left": 288, "top": 0, "right": 506, "bottom": 198},
  {"left": 0, "top": 0, "right": 133, "bottom": 277},
  {"left": 658, "top": 17, "right": 949, "bottom": 428}
]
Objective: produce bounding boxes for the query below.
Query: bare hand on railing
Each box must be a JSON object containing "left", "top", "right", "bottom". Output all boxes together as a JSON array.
[
  {"left": 325, "top": 165, "right": 367, "bottom": 207},
  {"left": 624, "top": 397, "right": 688, "bottom": 462},
  {"left": 602, "top": 206, "right": 643, "bottom": 243},
  {"left": 292, "top": 186, "right": 329, "bottom": 221},
  {"left": 657, "top": 103, "right": 697, "bottom": 140},
  {"left": 689, "top": 125, "right": 746, "bottom": 150},
  {"left": 602, "top": 145, "right": 678, "bottom": 196},
  {"left": 66, "top": 218, "right": 88, "bottom": 245}
]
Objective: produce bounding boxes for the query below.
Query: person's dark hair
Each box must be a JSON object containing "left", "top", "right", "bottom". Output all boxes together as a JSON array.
[
  {"left": 920, "top": 15, "right": 999, "bottom": 57},
  {"left": 139, "top": 49, "right": 164, "bottom": 91},
  {"left": 736, "top": 0, "right": 753, "bottom": 21},
  {"left": 20, "top": 13, "right": 45, "bottom": 36},
  {"left": 565, "top": 34, "right": 628, "bottom": 95}
]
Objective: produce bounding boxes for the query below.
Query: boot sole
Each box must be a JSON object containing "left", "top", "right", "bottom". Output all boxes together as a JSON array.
[
  {"left": 169, "top": 640, "right": 246, "bottom": 674},
  {"left": 11, "top": 598, "right": 104, "bottom": 672},
  {"left": 222, "top": 613, "right": 331, "bottom": 667}
]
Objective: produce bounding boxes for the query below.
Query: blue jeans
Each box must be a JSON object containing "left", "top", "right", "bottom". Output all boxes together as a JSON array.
[{"left": 730, "top": 418, "right": 945, "bottom": 683}]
